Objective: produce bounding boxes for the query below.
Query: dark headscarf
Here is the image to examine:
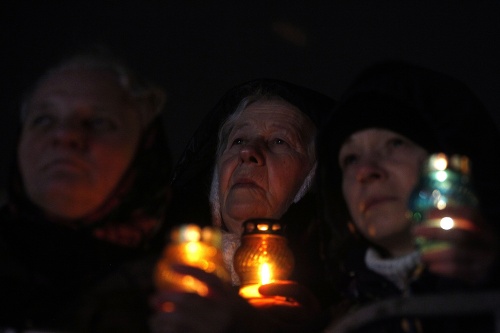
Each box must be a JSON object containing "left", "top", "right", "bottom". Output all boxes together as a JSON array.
[
  {"left": 4, "top": 113, "right": 172, "bottom": 265},
  {"left": 169, "top": 78, "right": 336, "bottom": 306},
  {"left": 0, "top": 51, "right": 172, "bottom": 331},
  {"left": 169, "top": 78, "right": 335, "bottom": 227},
  {"left": 317, "top": 61, "right": 500, "bottom": 262},
  {"left": 0, "top": 115, "right": 171, "bottom": 331},
  {"left": 7, "top": 114, "right": 172, "bottom": 251},
  {"left": 6, "top": 49, "right": 173, "bottom": 250}
]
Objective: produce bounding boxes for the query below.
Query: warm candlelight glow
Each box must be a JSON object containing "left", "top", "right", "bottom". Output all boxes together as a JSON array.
[
  {"left": 234, "top": 219, "right": 295, "bottom": 304},
  {"left": 260, "top": 263, "right": 271, "bottom": 285},
  {"left": 239, "top": 284, "right": 261, "bottom": 298},
  {"left": 154, "top": 224, "right": 230, "bottom": 295},
  {"left": 239, "top": 263, "right": 273, "bottom": 299},
  {"left": 257, "top": 223, "right": 270, "bottom": 232}
]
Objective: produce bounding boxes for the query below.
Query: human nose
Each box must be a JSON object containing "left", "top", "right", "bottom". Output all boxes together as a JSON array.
[
  {"left": 355, "top": 156, "right": 386, "bottom": 183},
  {"left": 50, "top": 120, "right": 87, "bottom": 150},
  {"left": 238, "top": 140, "right": 265, "bottom": 165}
]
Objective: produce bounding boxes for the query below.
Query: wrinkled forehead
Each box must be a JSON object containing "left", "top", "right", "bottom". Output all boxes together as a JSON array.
[{"left": 234, "top": 98, "right": 314, "bottom": 134}]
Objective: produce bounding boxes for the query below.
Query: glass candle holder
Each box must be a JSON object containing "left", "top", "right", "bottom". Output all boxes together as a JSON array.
[
  {"left": 409, "top": 153, "right": 479, "bottom": 252},
  {"left": 233, "top": 219, "right": 295, "bottom": 305},
  {"left": 154, "top": 224, "right": 230, "bottom": 296}
]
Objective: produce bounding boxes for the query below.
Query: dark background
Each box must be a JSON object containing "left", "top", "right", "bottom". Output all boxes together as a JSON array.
[{"left": 3, "top": 1, "right": 500, "bottom": 193}]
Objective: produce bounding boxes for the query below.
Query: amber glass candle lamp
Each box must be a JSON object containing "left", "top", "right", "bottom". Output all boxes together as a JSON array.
[
  {"left": 154, "top": 224, "right": 230, "bottom": 296},
  {"left": 233, "top": 219, "right": 295, "bottom": 306}
]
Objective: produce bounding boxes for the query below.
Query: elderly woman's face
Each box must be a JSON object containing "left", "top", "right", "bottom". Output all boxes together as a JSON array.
[
  {"left": 339, "top": 128, "right": 428, "bottom": 256},
  {"left": 218, "top": 99, "right": 314, "bottom": 235},
  {"left": 18, "top": 68, "right": 142, "bottom": 220}
]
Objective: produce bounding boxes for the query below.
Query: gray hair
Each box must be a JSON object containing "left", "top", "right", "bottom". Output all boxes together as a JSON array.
[
  {"left": 209, "top": 93, "right": 317, "bottom": 227},
  {"left": 21, "top": 52, "right": 165, "bottom": 129}
]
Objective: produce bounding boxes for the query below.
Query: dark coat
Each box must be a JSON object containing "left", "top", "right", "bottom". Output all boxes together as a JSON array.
[
  {"left": 329, "top": 245, "right": 495, "bottom": 333},
  {"left": 0, "top": 117, "right": 172, "bottom": 332},
  {"left": 317, "top": 62, "right": 500, "bottom": 332}
]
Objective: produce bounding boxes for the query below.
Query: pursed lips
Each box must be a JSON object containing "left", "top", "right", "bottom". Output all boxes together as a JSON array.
[
  {"left": 231, "top": 177, "right": 261, "bottom": 190},
  {"left": 42, "top": 157, "right": 88, "bottom": 172},
  {"left": 360, "top": 196, "right": 398, "bottom": 213}
]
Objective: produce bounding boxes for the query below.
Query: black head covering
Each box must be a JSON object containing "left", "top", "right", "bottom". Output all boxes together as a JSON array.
[
  {"left": 0, "top": 115, "right": 171, "bottom": 330},
  {"left": 168, "top": 79, "right": 336, "bottom": 304},
  {"left": 6, "top": 48, "right": 173, "bottom": 250},
  {"left": 169, "top": 78, "right": 335, "bottom": 227},
  {"left": 317, "top": 61, "right": 500, "bottom": 261},
  {"left": 0, "top": 49, "right": 172, "bottom": 331}
]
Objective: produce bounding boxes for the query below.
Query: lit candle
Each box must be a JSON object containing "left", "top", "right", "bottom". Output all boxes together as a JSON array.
[
  {"left": 238, "top": 261, "right": 299, "bottom": 307},
  {"left": 234, "top": 219, "right": 297, "bottom": 307},
  {"left": 260, "top": 263, "right": 271, "bottom": 285},
  {"left": 238, "top": 262, "right": 273, "bottom": 299},
  {"left": 154, "top": 224, "right": 230, "bottom": 296}
]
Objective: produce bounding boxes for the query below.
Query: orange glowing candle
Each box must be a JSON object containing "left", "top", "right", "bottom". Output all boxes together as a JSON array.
[
  {"left": 238, "top": 262, "right": 274, "bottom": 299},
  {"left": 234, "top": 219, "right": 294, "bottom": 303},
  {"left": 154, "top": 224, "right": 230, "bottom": 296},
  {"left": 260, "top": 263, "right": 271, "bottom": 285}
]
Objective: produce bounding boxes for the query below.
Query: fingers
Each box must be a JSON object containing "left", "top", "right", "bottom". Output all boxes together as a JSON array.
[
  {"left": 258, "top": 281, "right": 320, "bottom": 314},
  {"left": 259, "top": 281, "right": 305, "bottom": 300},
  {"left": 413, "top": 224, "right": 494, "bottom": 250},
  {"left": 413, "top": 220, "right": 498, "bottom": 284},
  {"left": 168, "top": 264, "right": 232, "bottom": 296},
  {"left": 420, "top": 245, "right": 495, "bottom": 284}
]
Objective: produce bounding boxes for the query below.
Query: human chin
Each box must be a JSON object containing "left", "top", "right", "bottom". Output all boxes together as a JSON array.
[
  {"left": 224, "top": 197, "right": 265, "bottom": 217},
  {"left": 223, "top": 197, "right": 268, "bottom": 228},
  {"left": 33, "top": 187, "right": 99, "bottom": 220},
  {"left": 35, "top": 173, "right": 93, "bottom": 199},
  {"left": 363, "top": 210, "right": 409, "bottom": 239}
]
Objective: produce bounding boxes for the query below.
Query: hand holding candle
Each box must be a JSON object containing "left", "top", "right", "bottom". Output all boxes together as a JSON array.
[
  {"left": 409, "top": 153, "right": 480, "bottom": 253},
  {"left": 233, "top": 219, "right": 297, "bottom": 306},
  {"left": 154, "top": 224, "right": 230, "bottom": 295},
  {"left": 409, "top": 154, "right": 497, "bottom": 283},
  {"left": 238, "top": 262, "right": 272, "bottom": 299}
]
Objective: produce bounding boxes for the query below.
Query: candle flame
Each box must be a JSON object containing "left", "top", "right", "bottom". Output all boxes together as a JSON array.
[{"left": 260, "top": 263, "right": 271, "bottom": 285}]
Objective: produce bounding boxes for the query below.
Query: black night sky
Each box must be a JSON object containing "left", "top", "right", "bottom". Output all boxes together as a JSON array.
[{"left": 3, "top": 1, "right": 500, "bottom": 191}]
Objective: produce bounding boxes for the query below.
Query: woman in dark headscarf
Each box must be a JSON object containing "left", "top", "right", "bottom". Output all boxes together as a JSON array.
[
  {"left": 153, "top": 79, "right": 336, "bottom": 333},
  {"left": 0, "top": 51, "right": 172, "bottom": 332},
  {"left": 317, "top": 61, "right": 500, "bottom": 332},
  {"left": 170, "top": 78, "right": 335, "bottom": 288}
]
